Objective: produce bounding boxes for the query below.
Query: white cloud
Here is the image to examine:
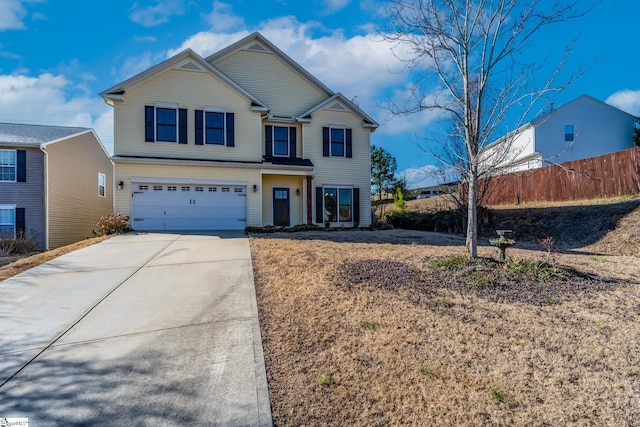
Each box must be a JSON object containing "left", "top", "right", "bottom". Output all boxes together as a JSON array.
[
  {"left": 204, "top": 1, "right": 244, "bottom": 32},
  {"left": 129, "top": 0, "right": 185, "bottom": 27},
  {"left": 398, "top": 165, "right": 441, "bottom": 189},
  {"left": 165, "top": 15, "right": 439, "bottom": 130},
  {"left": 133, "top": 35, "right": 158, "bottom": 43},
  {"left": 116, "top": 51, "right": 166, "bottom": 81},
  {"left": 606, "top": 89, "right": 640, "bottom": 116},
  {"left": 0, "top": 73, "right": 114, "bottom": 153},
  {"left": 0, "top": 0, "right": 27, "bottom": 30},
  {"left": 321, "top": 0, "right": 350, "bottom": 15}
]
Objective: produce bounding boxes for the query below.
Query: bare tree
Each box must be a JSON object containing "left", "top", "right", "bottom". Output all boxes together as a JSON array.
[{"left": 382, "top": 0, "right": 595, "bottom": 258}]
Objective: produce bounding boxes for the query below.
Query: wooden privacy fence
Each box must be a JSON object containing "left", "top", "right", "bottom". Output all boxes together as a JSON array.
[{"left": 474, "top": 147, "right": 640, "bottom": 206}]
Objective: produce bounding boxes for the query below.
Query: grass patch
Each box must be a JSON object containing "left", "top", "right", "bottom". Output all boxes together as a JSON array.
[
  {"left": 361, "top": 320, "right": 381, "bottom": 330},
  {"left": 317, "top": 373, "right": 333, "bottom": 387},
  {"left": 419, "top": 365, "right": 435, "bottom": 376},
  {"left": 589, "top": 255, "right": 608, "bottom": 263},
  {"left": 489, "top": 387, "right": 507, "bottom": 403},
  {"left": 434, "top": 291, "right": 453, "bottom": 308}
]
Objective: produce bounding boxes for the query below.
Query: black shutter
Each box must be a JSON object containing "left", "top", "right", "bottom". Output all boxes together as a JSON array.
[
  {"left": 346, "top": 129, "right": 352, "bottom": 158},
  {"left": 226, "top": 112, "right": 235, "bottom": 147},
  {"left": 195, "top": 110, "right": 203, "bottom": 145},
  {"left": 289, "top": 127, "right": 296, "bottom": 158},
  {"left": 16, "top": 150, "right": 26, "bottom": 182},
  {"left": 316, "top": 187, "right": 324, "bottom": 224},
  {"left": 265, "top": 125, "right": 272, "bottom": 158},
  {"left": 16, "top": 208, "right": 25, "bottom": 237},
  {"left": 145, "top": 106, "right": 154, "bottom": 142},
  {"left": 178, "top": 108, "right": 187, "bottom": 144},
  {"left": 353, "top": 188, "right": 360, "bottom": 225},
  {"left": 322, "top": 127, "right": 330, "bottom": 157}
]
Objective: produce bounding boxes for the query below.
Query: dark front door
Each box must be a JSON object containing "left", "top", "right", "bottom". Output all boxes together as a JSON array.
[{"left": 273, "top": 188, "right": 290, "bottom": 226}]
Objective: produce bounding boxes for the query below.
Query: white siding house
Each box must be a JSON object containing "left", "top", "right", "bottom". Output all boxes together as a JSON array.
[{"left": 484, "top": 94, "right": 637, "bottom": 173}]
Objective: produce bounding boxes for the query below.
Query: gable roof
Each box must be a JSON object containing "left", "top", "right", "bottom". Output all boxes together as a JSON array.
[
  {"left": 531, "top": 94, "right": 638, "bottom": 127},
  {"left": 100, "top": 49, "right": 267, "bottom": 109},
  {"left": 207, "top": 32, "right": 378, "bottom": 129},
  {"left": 0, "top": 122, "right": 90, "bottom": 147},
  {"left": 299, "top": 93, "right": 379, "bottom": 128},
  {"left": 206, "top": 32, "right": 334, "bottom": 98}
]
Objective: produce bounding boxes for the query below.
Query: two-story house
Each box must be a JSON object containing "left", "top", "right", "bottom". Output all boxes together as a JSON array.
[
  {"left": 100, "top": 32, "right": 378, "bottom": 231},
  {"left": 0, "top": 123, "right": 114, "bottom": 249},
  {"left": 482, "top": 94, "right": 637, "bottom": 174}
]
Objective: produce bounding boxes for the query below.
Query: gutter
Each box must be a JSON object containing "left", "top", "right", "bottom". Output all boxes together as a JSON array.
[{"left": 38, "top": 145, "right": 49, "bottom": 250}]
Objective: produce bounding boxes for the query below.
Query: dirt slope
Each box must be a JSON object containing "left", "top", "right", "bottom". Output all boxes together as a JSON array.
[{"left": 404, "top": 195, "right": 640, "bottom": 255}]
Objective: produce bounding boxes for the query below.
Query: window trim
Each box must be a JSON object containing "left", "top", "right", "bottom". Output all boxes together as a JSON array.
[
  {"left": 564, "top": 124, "right": 575, "bottom": 142},
  {"left": 155, "top": 104, "right": 178, "bottom": 143},
  {"left": 98, "top": 172, "right": 106, "bottom": 197},
  {"left": 0, "top": 149, "right": 17, "bottom": 182},
  {"left": 329, "top": 126, "right": 346, "bottom": 157},
  {"left": 272, "top": 126, "right": 290, "bottom": 157},
  {"left": 322, "top": 186, "right": 353, "bottom": 224},
  {"left": 203, "top": 109, "right": 226, "bottom": 145},
  {"left": 0, "top": 204, "right": 16, "bottom": 239}
]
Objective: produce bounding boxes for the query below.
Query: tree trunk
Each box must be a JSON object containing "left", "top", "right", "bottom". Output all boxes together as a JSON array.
[{"left": 466, "top": 166, "right": 478, "bottom": 258}]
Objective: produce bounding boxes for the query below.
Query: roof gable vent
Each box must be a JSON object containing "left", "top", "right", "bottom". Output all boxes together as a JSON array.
[
  {"left": 178, "top": 61, "right": 205, "bottom": 71},
  {"left": 246, "top": 42, "right": 269, "bottom": 53},
  {"left": 327, "top": 102, "right": 347, "bottom": 111}
]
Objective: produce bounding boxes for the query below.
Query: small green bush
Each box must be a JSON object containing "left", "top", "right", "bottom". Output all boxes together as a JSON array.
[
  {"left": 96, "top": 213, "right": 132, "bottom": 236},
  {"left": 393, "top": 187, "right": 406, "bottom": 211},
  {"left": 317, "top": 373, "right": 333, "bottom": 387}
]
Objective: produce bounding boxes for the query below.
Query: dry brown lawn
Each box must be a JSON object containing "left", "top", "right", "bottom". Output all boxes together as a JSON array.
[
  {"left": 250, "top": 229, "right": 640, "bottom": 426},
  {"left": 0, "top": 236, "right": 110, "bottom": 282}
]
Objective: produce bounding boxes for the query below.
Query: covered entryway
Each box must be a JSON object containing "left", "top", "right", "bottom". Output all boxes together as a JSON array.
[
  {"left": 272, "top": 188, "right": 290, "bottom": 226},
  {"left": 131, "top": 183, "right": 247, "bottom": 230}
]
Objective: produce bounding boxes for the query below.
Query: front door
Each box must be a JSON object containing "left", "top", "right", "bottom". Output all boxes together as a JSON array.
[{"left": 273, "top": 188, "right": 290, "bottom": 226}]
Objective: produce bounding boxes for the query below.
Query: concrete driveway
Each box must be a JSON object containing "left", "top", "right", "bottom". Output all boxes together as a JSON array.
[{"left": 0, "top": 231, "right": 272, "bottom": 426}]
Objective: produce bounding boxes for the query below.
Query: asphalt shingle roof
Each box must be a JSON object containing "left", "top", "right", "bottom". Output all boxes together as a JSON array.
[{"left": 0, "top": 123, "right": 89, "bottom": 146}]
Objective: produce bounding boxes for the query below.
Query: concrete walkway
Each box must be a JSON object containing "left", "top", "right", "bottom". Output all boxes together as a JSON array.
[{"left": 0, "top": 231, "right": 272, "bottom": 426}]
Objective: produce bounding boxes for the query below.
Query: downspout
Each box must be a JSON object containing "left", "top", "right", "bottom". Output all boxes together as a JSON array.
[{"left": 39, "top": 145, "right": 49, "bottom": 250}]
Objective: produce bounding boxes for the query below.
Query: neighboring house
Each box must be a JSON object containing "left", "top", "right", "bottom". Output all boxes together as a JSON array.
[
  {"left": 100, "top": 32, "right": 378, "bottom": 231},
  {"left": 483, "top": 94, "right": 637, "bottom": 173},
  {"left": 0, "top": 123, "right": 114, "bottom": 250}
]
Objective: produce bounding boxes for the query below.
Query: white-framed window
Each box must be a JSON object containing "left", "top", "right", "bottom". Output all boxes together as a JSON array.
[
  {"left": 565, "top": 125, "right": 575, "bottom": 142},
  {"left": 0, "top": 205, "right": 16, "bottom": 238},
  {"left": 98, "top": 173, "right": 106, "bottom": 197},
  {"left": 323, "top": 186, "right": 353, "bottom": 223},
  {"left": 272, "top": 126, "right": 289, "bottom": 157},
  {"left": 0, "top": 149, "right": 17, "bottom": 182},
  {"left": 330, "top": 127, "right": 346, "bottom": 157},
  {"left": 145, "top": 104, "right": 186, "bottom": 143},
  {"left": 204, "top": 110, "right": 225, "bottom": 145},
  {"left": 156, "top": 106, "right": 178, "bottom": 142}
]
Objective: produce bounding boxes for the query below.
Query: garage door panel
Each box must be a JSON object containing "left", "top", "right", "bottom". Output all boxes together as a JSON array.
[{"left": 132, "top": 184, "right": 247, "bottom": 231}]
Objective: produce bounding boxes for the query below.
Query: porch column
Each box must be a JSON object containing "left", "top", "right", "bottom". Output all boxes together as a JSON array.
[{"left": 306, "top": 175, "right": 313, "bottom": 224}]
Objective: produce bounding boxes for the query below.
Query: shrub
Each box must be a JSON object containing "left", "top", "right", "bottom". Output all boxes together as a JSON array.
[
  {"left": 0, "top": 231, "right": 37, "bottom": 256},
  {"left": 96, "top": 213, "right": 132, "bottom": 236},
  {"left": 393, "top": 187, "right": 406, "bottom": 211},
  {"left": 382, "top": 209, "right": 463, "bottom": 233}
]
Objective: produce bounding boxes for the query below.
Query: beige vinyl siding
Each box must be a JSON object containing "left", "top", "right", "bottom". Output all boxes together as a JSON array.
[
  {"left": 46, "top": 132, "right": 114, "bottom": 249},
  {"left": 114, "top": 161, "right": 262, "bottom": 227},
  {"left": 114, "top": 68, "right": 262, "bottom": 162},
  {"left": 304, "top": 110, "right": 372, "bottom": 227},
  {"left": 214, "top": 50, "right": 328, "bottom": 117},
  {"left": 261, "top": 175, "right": 305, "bottom": 226},
  {"left": 0, "top": 147, "right": 45, "bottom": 249}
]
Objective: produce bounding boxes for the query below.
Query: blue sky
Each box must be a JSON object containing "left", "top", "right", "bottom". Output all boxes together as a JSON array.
[{"left": 1, "top": 0, "right": 639, "bottom": 188}]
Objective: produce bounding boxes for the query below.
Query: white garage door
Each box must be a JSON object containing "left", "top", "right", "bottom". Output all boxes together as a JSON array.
[{"left": 131, "top": 183, "right": 247, "bottom": 231}]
